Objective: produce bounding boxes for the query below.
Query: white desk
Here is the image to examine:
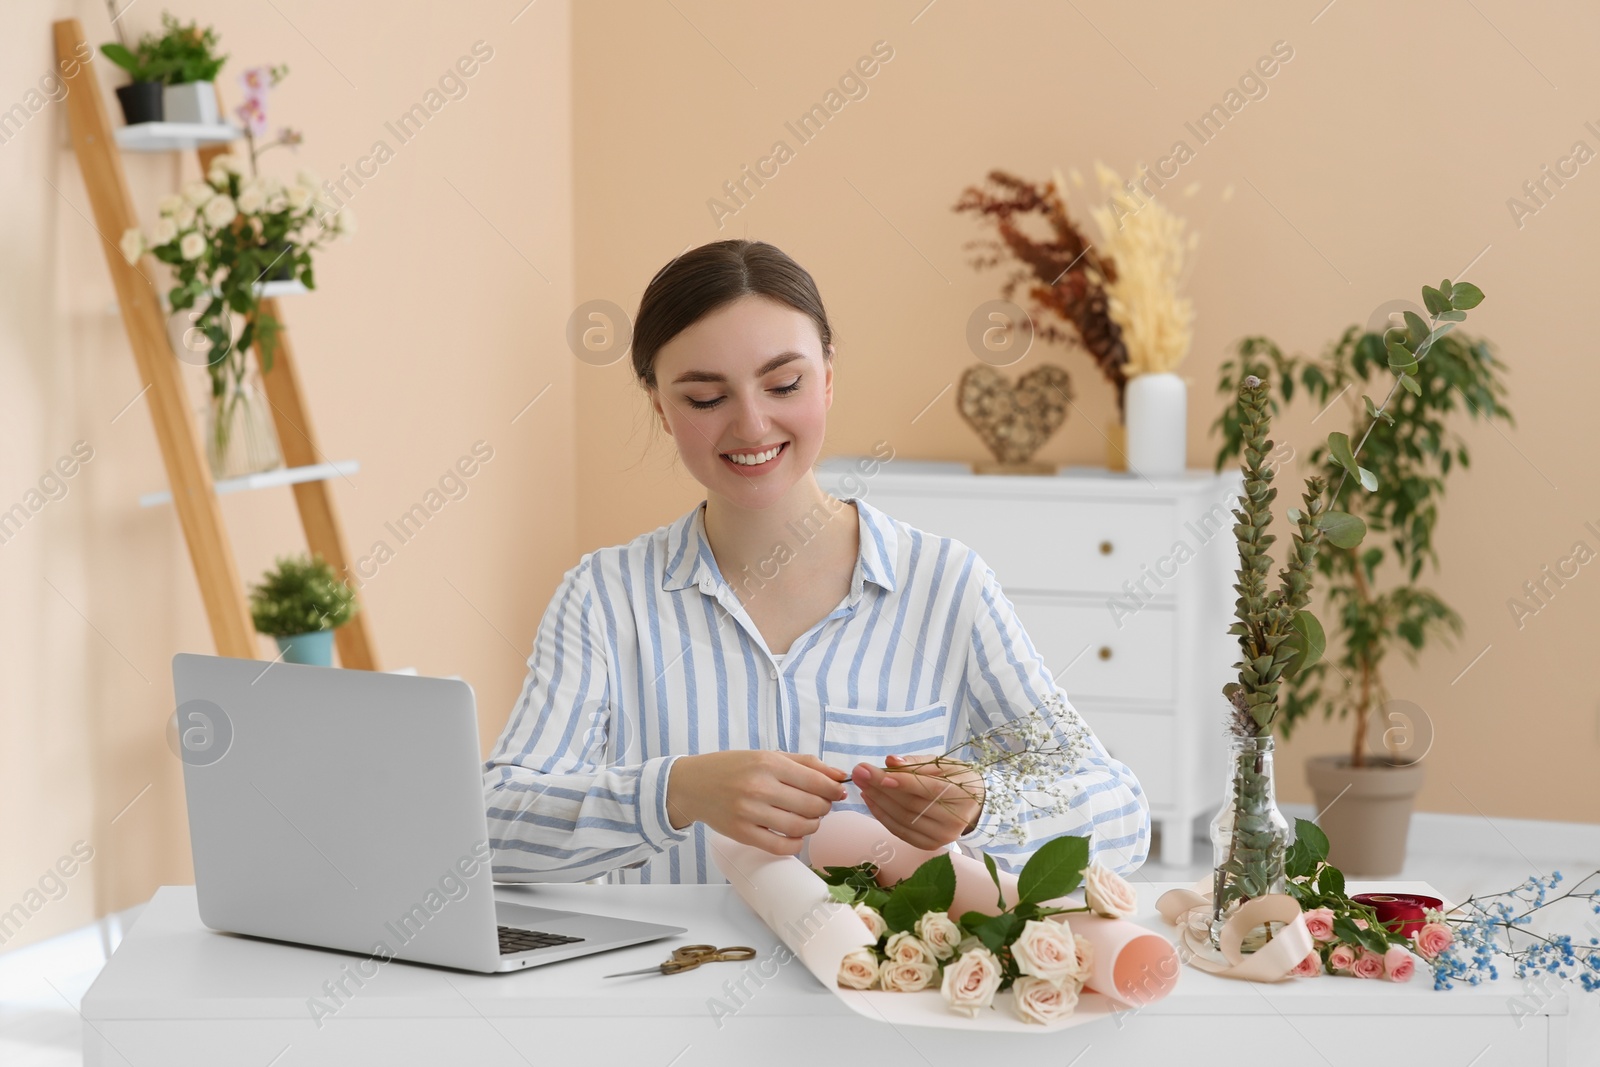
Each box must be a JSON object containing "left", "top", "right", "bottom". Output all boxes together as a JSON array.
[{"left": 82, "top": 881, "right": 1588, "bottom": 1066}]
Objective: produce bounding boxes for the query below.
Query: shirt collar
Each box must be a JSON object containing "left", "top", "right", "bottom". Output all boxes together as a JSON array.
[{"left": 661, "top": 496, "right": 898, "bottom": 596}]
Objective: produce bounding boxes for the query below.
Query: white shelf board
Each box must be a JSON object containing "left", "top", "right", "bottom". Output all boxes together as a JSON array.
[
  {"left": 139, "top": 460, "right": 359, "bottom": 508},
  {"left": 256, "top": 279, "right": 308, "bottom": 297},
  {"left": 115, "top": 122, "right": 243, "bottom": 152}
]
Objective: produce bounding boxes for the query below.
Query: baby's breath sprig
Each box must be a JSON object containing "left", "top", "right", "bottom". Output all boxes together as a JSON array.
[{"left": 891, "top": 694, "right": 1093, "bottom": 847}]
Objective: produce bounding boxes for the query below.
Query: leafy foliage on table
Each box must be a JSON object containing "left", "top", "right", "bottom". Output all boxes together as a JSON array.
[{"left": 816, "top": 834, "right": 1091, "bottom": 992}]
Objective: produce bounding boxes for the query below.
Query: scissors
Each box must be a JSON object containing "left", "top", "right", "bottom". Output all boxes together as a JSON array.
[{"left": 603, "top": 944, "right": 757, "bottom": 978}]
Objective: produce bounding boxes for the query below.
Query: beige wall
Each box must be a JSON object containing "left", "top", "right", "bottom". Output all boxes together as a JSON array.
[
  {"left": 4, "top": 0, "right": 1596, "bottom": 951},
  {"left": 2, "top": 0, "right": 573, "bottom": 950}
]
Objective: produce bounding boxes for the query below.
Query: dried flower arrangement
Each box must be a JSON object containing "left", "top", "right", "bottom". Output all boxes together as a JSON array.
[
  {"left": 1080, "top": 162, "right": 1197, "bottom": 377},
  {"left": 953, "top": 170, "right": 1130, "bottom": 412}
]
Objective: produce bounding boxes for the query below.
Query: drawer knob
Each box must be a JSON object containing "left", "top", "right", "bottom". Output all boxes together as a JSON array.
[
  {"left": 1098, "top": 540, "right": 1114, "bottom": 555},
  {"left": 1098, "top": 646, "right": 1113, "bottom": 661}
]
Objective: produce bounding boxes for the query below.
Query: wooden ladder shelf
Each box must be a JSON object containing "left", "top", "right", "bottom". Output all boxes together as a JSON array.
[{"left": 53, "top": 17, "right": 378, "bottom": 670}]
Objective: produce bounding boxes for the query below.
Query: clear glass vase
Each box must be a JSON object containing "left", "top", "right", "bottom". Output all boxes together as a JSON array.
[
  {"left": 1208, "top": 734, "right": 1290, "bottom": 952},
  {"left": 204, "top": 365, "right": 282, "bottom": 481}
]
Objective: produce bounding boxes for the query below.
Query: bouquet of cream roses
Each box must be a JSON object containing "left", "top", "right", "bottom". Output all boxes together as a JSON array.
[
  {"left": 119, "top": 153, "right": 350, "bottom": 458},
  {"left": 818, "top": 835, "right": 1137, "bottom": 1024}
]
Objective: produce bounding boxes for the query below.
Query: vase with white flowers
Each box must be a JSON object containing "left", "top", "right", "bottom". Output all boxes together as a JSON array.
[{"left": 120, "top": 152, "right": 352, "bottom": 479}]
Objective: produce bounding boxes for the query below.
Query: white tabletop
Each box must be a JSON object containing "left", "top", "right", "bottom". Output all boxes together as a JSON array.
[{"left": 80, "top": 880, "right": 1588, "bottom": 1067}]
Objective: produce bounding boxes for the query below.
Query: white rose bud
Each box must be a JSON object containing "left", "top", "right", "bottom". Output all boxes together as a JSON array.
[
  {"left": 183, "top": 181, "right": 214, "bottom": 208},
  {"left": 158, "top": 194, "right": 184, "bottom": 216},
  {"left": 1012, "top": 974, "right": 1079, "bottom": 1024},
  {"left": 852, "top": 903, "right": 886, "bottom": 941},
  {"left": 836, "top": 947, "right": 880, "bottom": 990},
  {"left": 174, "top": 203, "right": 197, "bottom": 229},
  {"left": 203, "top": 194, "right": 238, "bottom": 229},
  {"left": 1083, "top": 863, "right": 1138, "bottom": 919},
  {"left": 1011, "top": 918, "right": 1078, "bottom": 985},
  {"left": 883, "top": 931, "right": 935, "bottom": 968},
  {"left": 879, "top": 959, "right": 936, "bottom": 993},
  {"left": 236, "top": 185, "right": 266, "bottom": 214},
  {"left": 286, "top": 184, "right": 313, "bottom": 210},
  {"left": 915, "top": 911, "right": 962, "bottom": 961},
  {"left": 179, "top": 231, "right": 206, "bottom": 261},
  {"left": 119, "top": 227, "right": 144, "bottom": 265},
  {"left": 151, "top": 217, "right": 178, "bottom": 246},
  {"left": 940, "top": 946, "right": 1001, "bottom": 1017}
]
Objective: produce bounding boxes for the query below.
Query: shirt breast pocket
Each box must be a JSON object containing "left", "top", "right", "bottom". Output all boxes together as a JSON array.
[{"left": 821, "top": 701, "right": 952, "bottom": 766}]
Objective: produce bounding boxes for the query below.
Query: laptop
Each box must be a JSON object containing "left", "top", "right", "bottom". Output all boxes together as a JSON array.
[{"left": 172, "top": 652, "right": 686, "bottom": 973}]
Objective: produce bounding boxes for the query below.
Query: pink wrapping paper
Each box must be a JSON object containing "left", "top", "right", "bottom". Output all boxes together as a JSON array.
[{"left": 807, "top": 810, "right": 1179, "bottom": 1007}]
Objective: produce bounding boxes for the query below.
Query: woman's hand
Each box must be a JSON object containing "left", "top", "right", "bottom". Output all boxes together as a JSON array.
[
  {"left": 853, "top": 754, "right": 985, "bottom": 851},
  {"left": 665, "top": 750, "right": 850, "bottom": 856}
]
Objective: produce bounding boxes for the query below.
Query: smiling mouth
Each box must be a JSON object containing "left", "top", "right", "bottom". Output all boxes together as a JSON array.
[{"left": 720, "top": 441, "right": 788, "bottom": 470}]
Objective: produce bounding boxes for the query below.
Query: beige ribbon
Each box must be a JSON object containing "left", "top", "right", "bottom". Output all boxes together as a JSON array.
[{"left": 1156, "top": 883, "right": 1313, "bottom": 982}]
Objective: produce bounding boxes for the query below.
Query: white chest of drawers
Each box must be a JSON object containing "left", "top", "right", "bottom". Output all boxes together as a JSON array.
[{"left": 816, "top": 456, "right": 1245, "bottom": 867}]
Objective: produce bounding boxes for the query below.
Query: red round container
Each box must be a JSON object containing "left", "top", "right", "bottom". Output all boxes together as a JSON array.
[{"left": 1351, "top": 892, "right": 1443, "bottom": 939}]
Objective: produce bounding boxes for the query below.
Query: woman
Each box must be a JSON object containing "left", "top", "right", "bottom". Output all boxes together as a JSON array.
[{"left": 484, "top": 240, "right": 1149, "bottom": 885}]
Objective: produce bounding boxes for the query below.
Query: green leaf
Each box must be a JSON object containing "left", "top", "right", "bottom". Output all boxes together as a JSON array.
[
  {"left": 1016, "top": 835, "right": 1089, "bottom": 905},
  {"left": 1436, "top": 309, "right": 1466, "bottom": 322},
  {"left": 1402, "top": 311, "right": 1430, "bottom": 348},
  {"left": 1327, "top": 431, "right": 1358, "bottom": 474},
  {"left": 1386, "top": 341, "right": 1418, "bottom": 375},
  {"left": 1362, "top": 394, "right": 1395, "bottom": 427},
  {"left": 882, "top": 853, "right": 956, "bottom": 932},
  {"left": 1449, "top": 281, "right": 1485, "bottom": 310},
  {"left": 1319, "top": 864, "right": 1345, "bottom": 899},
  {"left": 1398, "top": 372, "right": 1421, "bottom": 397},
  {"left": 100, "top": 42, "right": 139, "bottom": 74},
  {"left": 1287, "top": 610, "right": 1326, "bottom": 677},
  {"left": 1315, "top": 510, "right": 1366, "bottom": 548},
  {"left": 982, "top": 851, "right": 1006, "bottom": 911},
  {"left": 1421, "top": 286, "right": 1447, "bottom": 315},
  {"left": 973, "top": 911, "right": 1023, "bottom": 955},
  {"left": 826, "top": 883, "right": 857, "bottom": 903},
  {"left": 1355, "top": 465, "right": 1377, "bottom": 492}
]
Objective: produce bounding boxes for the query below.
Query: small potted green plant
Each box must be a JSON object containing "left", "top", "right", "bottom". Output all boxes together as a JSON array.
[
  {"left": 149, "top": 12, "right": 228, "bottom": 125},
  {"left": 250, "top": 553, "right": 358, "bottom": 666},
  {"left": 99, "top": 29, "right": 167, "bottom": 125}
]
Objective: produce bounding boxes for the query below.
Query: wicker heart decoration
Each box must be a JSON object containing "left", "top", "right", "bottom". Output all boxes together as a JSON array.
[{"left": 956, "top": 363, "right": 1073, "bottom": 467}]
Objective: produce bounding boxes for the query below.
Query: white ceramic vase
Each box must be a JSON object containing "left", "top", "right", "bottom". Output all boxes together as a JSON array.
[
  {"left": 1125, "top": 372, "right": 1188, "bottom": 477},
  {"left": 162, "top": 81, "right": 219, "bottom": 125}
]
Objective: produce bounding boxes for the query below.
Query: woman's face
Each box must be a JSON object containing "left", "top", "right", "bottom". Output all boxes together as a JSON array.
[{"left": 649, "top": 294, "right": 833, "bottom": 508}]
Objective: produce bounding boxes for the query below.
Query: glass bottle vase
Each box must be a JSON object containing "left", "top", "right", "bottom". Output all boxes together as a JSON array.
[
  {"left": 1208, "top": 734, "right": 1290, "bottom": 952},
  {"left": 204, "top": 364, "right": 282, "bottom": 481}
]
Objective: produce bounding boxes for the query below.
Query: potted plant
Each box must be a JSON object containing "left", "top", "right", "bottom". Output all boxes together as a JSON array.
[
  {"left": 1211, "top": 310, "right": 1512, "bottom": 875},
  {"left": 99, "top": 29, "right": 166, "bottom": 125},
  {"left": 149, "top": 12, "right": 228, "bottom": 125},
  {"left": 250, "top": 553, "right": 358, "bottom": 666},
  {"left": 1208, "top": 279, "right": 1487, "bottom": 947},
  {"left": 119, "top": 151, "right": 352, "bottom": 478}
]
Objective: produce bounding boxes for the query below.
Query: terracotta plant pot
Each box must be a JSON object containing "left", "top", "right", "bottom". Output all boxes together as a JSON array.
[{"left": 1304, "top": 754, "right": 1424, "bottom": 877}]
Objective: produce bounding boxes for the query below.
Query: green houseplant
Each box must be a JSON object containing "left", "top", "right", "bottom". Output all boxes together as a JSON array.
[
  {"left": 99, "top": 29, "right": 167, "bottom": 125},
  {"left": 250, "top": 553, "right": 358, "bottom": 666},
  {"left": 148, "top": 12, "right": 228, "bottom": 125},
  {"left": 1211, "top": 311, "right": 1512, "bottom": 875},
  {"left": 1209, "top": 279, "right": 1488, "bottom": 946}
]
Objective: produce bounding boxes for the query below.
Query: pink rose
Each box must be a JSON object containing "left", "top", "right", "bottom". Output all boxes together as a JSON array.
[
  {"left": 1302, "top": 907, "right": 1336, "bottom": 943},
  {"left": 1012, "top": 919, "right": 1078, "bottom": 985},
  {"left": 1351, "top": 948, "right": 1384, "bottom": 979},
  {"left": 1327, "top": 943, "right": 1356, "bottom": 972},
  {"left": 1384, "top": 945, "right": 1415, "bottom": 982},
  {"left": 1290, "top": 951, "right": 1323, "bottom": 977},
  {"left": 941, "top": 946, "right": 1003, "bottom": 1017},
  {"left": 880, "top": 959, "right": 937, "bottom": 992},
  {"left": 1413, "top": 922, "right": 1453, "bottom": 961},
  {"left": 853, "top": 902, "right": 887, "bottom": 941},
  {"left": 1012, "top": 975, "right": 1079, "bottom": 1024},
  {"left": 915, "top": 911, "right": 962, "bottom": 961},
  {"left": 1083, "top": 864, "right": 1139, "bottom": 919},
  {"left": 883, "top": 931, "right": 935, "bottom": 968},
  {"left": 1071, "top": 933, "right": 1095, "bottom": 986}
]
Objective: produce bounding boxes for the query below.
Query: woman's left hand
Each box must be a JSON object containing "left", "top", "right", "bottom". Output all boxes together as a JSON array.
[{"left": 852, "top": 755, "right": 985, "bottom": 851}]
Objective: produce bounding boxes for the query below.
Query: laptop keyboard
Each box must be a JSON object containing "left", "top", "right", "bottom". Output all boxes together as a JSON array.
[{"left": 497, "top": 925, "right": 586, "bottom": 956}]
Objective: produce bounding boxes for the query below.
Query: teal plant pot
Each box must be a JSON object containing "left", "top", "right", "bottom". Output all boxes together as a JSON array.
[{"left": 275, "top": 630, "right": 334, "bottom": 666}]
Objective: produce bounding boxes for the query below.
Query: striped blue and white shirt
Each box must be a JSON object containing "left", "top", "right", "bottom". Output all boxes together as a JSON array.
[{"left": 484, "top": 494, "right": 1150, "bottom": 885}]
